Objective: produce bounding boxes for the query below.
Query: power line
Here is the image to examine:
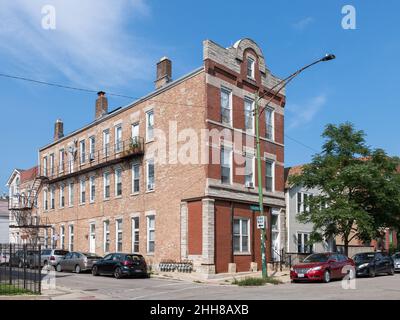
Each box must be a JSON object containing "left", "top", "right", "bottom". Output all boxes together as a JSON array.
[{"left": 0, "top": 71, "right": 319, "bottom": 154}]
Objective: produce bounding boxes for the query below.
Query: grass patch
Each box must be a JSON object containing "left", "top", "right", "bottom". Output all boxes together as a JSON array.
[
  {"left": 232, "top": 277, "right": 282, "bottom": 286},
  {"left": 0, "top": 284, "right": 35, "bottom": 296}
]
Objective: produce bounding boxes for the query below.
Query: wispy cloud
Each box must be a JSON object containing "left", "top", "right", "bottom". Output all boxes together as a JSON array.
[
  {"left": 287, "top": 94, "right": 327, "bottom": 130},
  {"left": 293, "top": 17, "right": 314, "bottom": 30},
  {"left": 0, "top": 0, "right": 156, "bottom": 90}
]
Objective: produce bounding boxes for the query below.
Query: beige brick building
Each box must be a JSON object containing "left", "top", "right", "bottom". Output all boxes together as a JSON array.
[{"left": 35, "top": 38, "right": 286, "bottom": 274}]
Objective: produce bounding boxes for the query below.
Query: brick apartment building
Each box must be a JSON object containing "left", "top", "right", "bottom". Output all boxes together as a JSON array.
[{"left": 35, "top": 38, "right": 286, "bottom": 274}]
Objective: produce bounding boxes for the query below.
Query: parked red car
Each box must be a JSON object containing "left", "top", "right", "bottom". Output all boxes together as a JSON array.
[{"left": 290, "top": 253, "right": 355, "bottom": 283}]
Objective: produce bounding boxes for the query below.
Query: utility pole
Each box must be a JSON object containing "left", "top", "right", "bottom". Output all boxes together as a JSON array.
[{"left": 254, "top": 53, "right": 335, "bottom": 279}]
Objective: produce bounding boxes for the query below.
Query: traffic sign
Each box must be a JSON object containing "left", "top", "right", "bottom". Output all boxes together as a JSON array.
[
  {"left": 250, "top": 205, "right": 261, "bottom": 212},
  {"left": 257, "top": 216, "right": 266, "bottom": 229}
]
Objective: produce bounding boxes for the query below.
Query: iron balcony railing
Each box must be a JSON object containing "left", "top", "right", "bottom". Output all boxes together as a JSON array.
[{"left": 40, "top": 137, "right": 144, "bottom": 183}]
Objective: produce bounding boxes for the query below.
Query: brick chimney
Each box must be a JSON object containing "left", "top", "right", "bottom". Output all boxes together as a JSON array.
[
  {"left": 155, "top": 57, "right": 172, "bottom": 89},
  {"left": 95, "top": 91, "right": 108, "bottom": 119},
  {"left": 54, "top": 119, "right": 64, "bottom": 141}
]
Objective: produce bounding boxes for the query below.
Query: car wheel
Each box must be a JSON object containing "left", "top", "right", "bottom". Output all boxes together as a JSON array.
[
  {"left": 323, "top": 270, "right": 331, "bottom": 283},
  {"left": 369, "top": 267, "right": 376, "bottom": 278},
  {"left": 75, "top": 265, "right": 81, "bottom": 274},
  {"left": 92, "top": 266, "right": 99, "bottom": 276},
  {"left": 114, "top": 267, "right": 122, "bottom": 279},
  {"left": 56, "top": 264, "right": 62, "bottom": 272}
]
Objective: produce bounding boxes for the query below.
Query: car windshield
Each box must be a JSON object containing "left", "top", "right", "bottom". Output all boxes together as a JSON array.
[
  {"left": 353, "top": 253, "right": 375, "bottom": 263},
  {"left": 392, "top": 253, "right": 400, "bottom": 260},
  {"left": 303, "top": 254, "right": 329, "bottom": 263},
  {"left": 83, "top": 253, "right": 102, "bottom": 259}
]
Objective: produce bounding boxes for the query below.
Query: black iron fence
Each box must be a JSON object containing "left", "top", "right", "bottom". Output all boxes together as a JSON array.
[{"left": 0, "top": 243, "right": 42, "bottom": 295}]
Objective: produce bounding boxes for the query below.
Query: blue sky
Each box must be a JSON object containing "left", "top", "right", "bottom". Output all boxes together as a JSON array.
[{"left": 0, "top": 0, "right": 399, "bottom": 193}]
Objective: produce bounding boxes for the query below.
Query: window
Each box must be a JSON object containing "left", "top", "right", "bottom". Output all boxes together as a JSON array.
[
  {"left": 132, "top": 217, "right": 139, "bottom": 253},
  {"left": 245, "top": 156, "right": 254, "bottom": 186},
  {"left": 59, "top": 184, "right": 65, "bottom": 208},
  {"left": 89, "top": 136, "right": 96, "bottom": 161},
  {"left": 265, "top": 107, "right": 274, "bottom": 140},
  {"left": 147, "top": 215, "right": 155, "bottom": 253},
  {"left": 115, "top": 168, "right": 122, "bottom": 196},
  {"left": 115, "top": 125, "right": 122, "bottom": 153},
  {"left": 103, "top": 221, "right": 110, "bottom": 252},
  {"left": 60, "top": 226, "right": 65, "bottom": 249},
  {"left": 244, "top": 97, "right": 254, "bottom": 133},
  {"left": 80, "top": 179, "right": 86, "bottom": 204},
  {"left": 116, "top": 219, "right": 123, "bottom": 252},
  {"left": 103, "top": 172, "right": 110, "bottom": 199},
  {"left": 89, "top": 176, "right": 95, "bottom": 202},
  {"left": 265, "top": 160, "right": 274, "bottom": 192},
  {"left": 132, "top": 163, "right": 140, "bottom": 193},
  {"left": 44, "top": 229, "right": 48, "bottom": 248},
  {"left": 220, "top": 87, "right": 232, "bottom": 125},
  {"left": 146, "top": 159, "right": 155, "bottom": 191},
  {"left": 49, "top": 153, "right": 55, "bottom": 176},
  {"left": 50, "top": 187, "right": 55, "bottom": 209},
  {"left": 132, "top": 123, "right": 139, "bottom": 138},
  {"left": 221, "top": 147, "right": 232, "bottom": 184},
  {"left": 68, "top": 225, "right": 74, "bottom": 252},
  {"left": 89, "top": 223, "right": 96, "bottom": 253},
  {"left": 247, "top": 56, "right": 255, "bottom": 79},
  {"left": 233, "top": 218, "right": 250, "bottom": 253},
  {"left": 59, "top": 149, "right": 65, "bottom": 173},
  {"left": 68, "top": 182, "right": 74, "bottom": 206},
  {"left": 43, "top": 156, "right": 48, "bottom": 176},
  {"left": 80, "top": 140, "right": 86, "bottom": 164},
  {"left": 146, "top": 111, "right": 154, "bottom": 141},
  {"left": 297, "top": 232, "right": 312, "bottom": 254},
  {"left": 103, "top": 129, "right": 110, "bottom": 157},
  {"left": 297, "top": 193, "right": 312, "bottom": 213},
  {"left": 44, "top": 189, "right": 48, "bottom": 211}
]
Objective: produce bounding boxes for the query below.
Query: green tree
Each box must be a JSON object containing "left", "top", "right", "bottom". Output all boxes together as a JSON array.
[{"left": 290, "top": 122, "right": 400, "bottom": 256}]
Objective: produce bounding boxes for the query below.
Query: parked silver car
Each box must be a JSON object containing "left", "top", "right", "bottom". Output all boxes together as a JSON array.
[
  {"left": 392, "top": 253, "right": 400, "bottom": 272},
  {"left": 38, "top": 249, "right": 69, "bottom": 268},
  {"left": 0, "top": 251, "right": 10, "bottom": 265},
  {"left": 56, "top": 252, "right": 102, "bottom": 273}
]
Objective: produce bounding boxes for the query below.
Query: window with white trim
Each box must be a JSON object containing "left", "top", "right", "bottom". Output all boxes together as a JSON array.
[
  {"left": 89, "top": 136, "right": 96, "bottom": 161},
  {"left": 265, "top": 160, "right": 274, "bottom": 192},
  {"left": 68, "top": 182, "right": 74, "bottom": 206},
  {"left": 103, "top": 220, "right": 110, "bottom": 252},
  {"left": 245, "top": 155, "right": 254, "bottom": 187},
  {"left": 80, "top": 179, "right": 86, "bottom": 204},
  {"left": 265, "top": 107, "right": 274, "bottom": 140},
  {"left": 115, "top": 168, "right": 122, "bottom": 196},
  {"left": 89, "top": 176, "right": 95, "bottom": 203},
  {"left": 233, "top": 218, "right": 250, "bottom": 253},
  {"left": 43, "top": 156, "right": 48, "bottom": 176},
  {"left": 59, "top": 149, "right": 65, "bottom": 173},
  {"left": 220, "top": 87, "right": 232, "bottom": 126},
  {"left": 116, "top": 219, "right": 123, "bottom": 252},
  {"left": 146, "top": 159, "right": 155, "bottom": 191},
  {"left": 131, "top": 123, "right": 139, "bottom": 138},
  {"left": 43, "top": 189, "right": 48, "bottom": 211},
  {"left": 297, "top": 232, "right": 313, "bottom": 254},
  {"left": 146, "top": 110, "right": 154, "bottom": 141},
  {"left": 79, "top": 140, "right": 86, "bottom": 164},
  {"left": 247, "top": 56, "right": 255, "bottom": 79},
  {"left": 103, "top": 129, "right": 110, "bottom": 157},
  {"left": 59, "top": 184, "right": 65, "bottom": 208},
  {"left": 147, "top": 215, "right": 155, "bottom": 253},
  {"left": 115, "top": 125, "right": 122, "bottom": 153},
  {"left": 103, "top": 172, "right": 110, "bottom": 199},
  {"left": 60, "top": 226, "right": 65, "bottom": 249},
  {"left": 132, "top": 163, "right": 140, "bottom": 193},
  {"left": 68, "top": 225, "right": 74, "bottom": 252},
  {"left": 297, "top": 192, "right": 313, "bottom": 213},
  {"left": 50, "top": 187, "right": 55, "bottom": 209},
  {"left": 221, "top": 147, "right": 232, "bottom": 184},
  {"left": 132, "top": 217, "right": 139, "bottom": 253},
  {"left": 49, "top": 153, "right": 55, "bottom": 176},
  {"left": 244, "top": 97, "right": 254, "bottom": 133}
]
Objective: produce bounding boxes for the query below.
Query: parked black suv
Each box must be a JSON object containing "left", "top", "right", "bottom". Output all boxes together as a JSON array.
[
  {"left": 353, "top": 252, "right": 395, "bottom": 277},
  {"left": 92, "top": 253, "right": 148, "bottom": 279}
]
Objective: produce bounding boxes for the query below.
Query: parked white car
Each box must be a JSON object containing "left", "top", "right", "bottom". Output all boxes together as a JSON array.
[{"left": 0, "top": 251, "right": 10, "bottom": 265}]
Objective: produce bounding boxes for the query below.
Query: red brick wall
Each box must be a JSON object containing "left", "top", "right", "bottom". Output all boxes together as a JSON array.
[
  {"left": 215, "top": 200, "right": 232, "bottom": 273},
  {"left": 187, "top": 201, "right": 202, "bottom": 255}
]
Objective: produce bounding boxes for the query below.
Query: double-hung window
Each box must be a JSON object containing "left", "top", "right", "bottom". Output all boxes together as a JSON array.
[
  {"left": 233, "top": 218, "right": 250, "bottom": 253},
  {"left": 297, "top": 193, "right": 312, "bottom": 213},
  {"left": 49, "top": 154, "right": 55, "bottom": 176},
  {"left": 103, "top": 172, "right": 110, "bottom": 199},
  {"left": 80, "top": 179, "right": 86, "bottom": 204},
  {"left": 265, "top": 107, "right": 274, "bottom": 140},
  {"left": 132, "top": 163, "right": 140, "bottom": 193},
  {"left": 115, "top": 168, "right": 122, "bottom": 196},
  {"left": 50, "top": 187, "right": 55, "bottom": 209},
  {"left": 116, "top": 219, "right": 123, "bottom": 252},
  {"left": 146, "top": 160, "right": 155, "bottom": 191},
  {"left": 89, "top": 136, "right": 96, "bottom": 161},
  {"left": 103, "top": 221, "right": 110, "bottom": 252},
  {"left": 265, "top": 160, "right": 274, "bottom": 192},
  {"left": 132, "top": 217, "right": 139, "bottom": 253},
  {"left": 44, "top": 189, "right": 48, "bottom": 211},
  {"left": 89, "top": 176, "right": 95, "bottom": 202},
  {"left": 297, "top": 232, "right": 312, "bottom": 254},
  {"left": 220, "top": 87, "right": 232, "bottom": 126},
  {"left": 69, "top": 225, "right": 74, "bottom": 252},
  {"left": 244, "top": 97, "right": 254, "bottom": 133},
  {"left": 245, "top": 156, "right": 254, "bottom": 187},
  {"left": 59, "top": 149, "right": 65, "bottom": 173},
  {"left": 147, "top": 215, "right": 155, "bottom": 253},
  {"left": 103, "top": 129, "right": 110, "bottom": 157},
  {"left": 80, "top": 140, "right": 86, "bottom": 164},
  {"left": 115, "top": 125, "right": 122, "bottom": 153},
  {"left": 220, "top": 147, "right": 232, "bottom": 184},
  {"left": 247, "top": 56, "right": 255, "bottom": 79},
  {"left": 68, "top": 182, "right": 74, "bottom": 206},
  {"left": 146, "top": 111, "right": 154, "bottom": 141},
  {"left": 59, "top": 184, "right": 65, "bottom": 208}
]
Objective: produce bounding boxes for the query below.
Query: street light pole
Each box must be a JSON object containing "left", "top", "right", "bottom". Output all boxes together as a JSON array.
[{"left": 255, "top": 54, "right": 335, "bottom": 279}]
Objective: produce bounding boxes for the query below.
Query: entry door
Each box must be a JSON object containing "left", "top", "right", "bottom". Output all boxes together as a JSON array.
[
  {"left": 89, "top": 224, "right": 96, "bottom": 253},
  {"left": 271, "top": 209, "right": 280, "bottom": 261}
]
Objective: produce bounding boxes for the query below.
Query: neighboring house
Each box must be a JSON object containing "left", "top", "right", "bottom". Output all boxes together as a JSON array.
[
  {"left": 6, "top": 166, "right": 40, "bottom": 244},
  {"left": 0, "top": 196, "right": 9, "bottom": 243},
  {"left": 34, "top": 38, "right": 286, "bottom": 274},
  {"left": 284, "top": 165, "right": 333, "bottom": 256}
]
